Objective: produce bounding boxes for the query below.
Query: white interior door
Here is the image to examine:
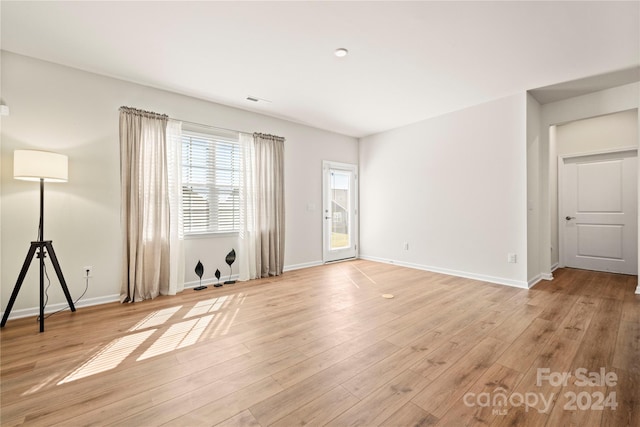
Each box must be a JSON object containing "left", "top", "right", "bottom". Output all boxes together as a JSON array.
[
  {"left": 560, "top": 150, "right": 638, "bottom": 275},
  {"left": 323, "top": 161, "right": 358, "bottom": 263}
]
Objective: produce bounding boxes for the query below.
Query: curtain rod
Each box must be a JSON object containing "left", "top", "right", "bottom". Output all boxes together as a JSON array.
[{"left": 170, "top": 117, "right": 252, "bottom": 136}]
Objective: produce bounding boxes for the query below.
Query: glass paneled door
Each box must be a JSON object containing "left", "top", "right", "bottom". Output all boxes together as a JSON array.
[{"left": 323, "top": 161, "right": 358, "bottom": 262}]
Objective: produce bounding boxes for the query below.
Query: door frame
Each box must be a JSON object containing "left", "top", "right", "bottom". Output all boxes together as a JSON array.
[
  {"left": 557, "top": 146, "right": 638, "bottom": 270},
  {"left": 322, "top": 160, "right": 358, "bottom": 263}
]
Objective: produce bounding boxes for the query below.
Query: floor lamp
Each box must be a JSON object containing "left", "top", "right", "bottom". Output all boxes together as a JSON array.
[{"left": 1, "top": 150, "right": 76, "bottom": 332}]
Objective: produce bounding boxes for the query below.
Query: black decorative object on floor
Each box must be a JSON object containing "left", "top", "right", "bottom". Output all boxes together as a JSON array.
[
  {"left": 194, "top": 260, "right": 207, "bottom": 291},
  {"left": 214, "top": 269, "right": 222, "bottom": 287},
  {"left": 224, "top": 249, "right": 236, "bottom": 284}
]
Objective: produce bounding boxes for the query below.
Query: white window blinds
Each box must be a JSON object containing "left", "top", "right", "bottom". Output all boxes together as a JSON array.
[{"left": 181, "top": 129, "right": 241, "bottom": 234}]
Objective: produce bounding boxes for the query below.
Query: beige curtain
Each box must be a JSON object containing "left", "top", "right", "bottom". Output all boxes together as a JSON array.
[
  {"left": 119, "top": 107, "right": 170, "bottom": 302},
  {"left": 239, "top": 133, "right": 285, "bottom": 279},
  {"left": 238, "top": 132, "right": 257, "bottom": 280},
  {"left": 166, "top": 120, "right": 185, "bottom": 295}
]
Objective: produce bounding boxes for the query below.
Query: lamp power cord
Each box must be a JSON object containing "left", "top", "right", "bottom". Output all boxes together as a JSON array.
[{"left": 37, "top": 263, "right": 89, "bottom": 322}]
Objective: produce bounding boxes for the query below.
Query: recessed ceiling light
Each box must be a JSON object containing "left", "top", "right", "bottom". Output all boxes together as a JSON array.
[{"left": 334, "top": 48, "right": 349, "bottom": 58}]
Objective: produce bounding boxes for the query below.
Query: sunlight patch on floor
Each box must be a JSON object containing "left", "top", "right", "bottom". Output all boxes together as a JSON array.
[
  {"left": 22, "top": 372, "right": 62, "bottom": 396},
  {"left": 137, "top": 315, "right": 214, "bottom": 361},
  {"left": 350, "top": 263, "right": 378, "bottom": 286},
  {"left": 184, "top": 296, "right": 229, "bottom": 318},
  {"left": 129, "top": 306, "right": 182, "bottom": 331},
  {"left": 53, "top": 296, "right": 241, "bottom": 385},
  {"left": 58, "top": 329, "right": 156, "bottom": 384},
  {"left": 223, "top": 308, "right": 240, "bottom": 335}
]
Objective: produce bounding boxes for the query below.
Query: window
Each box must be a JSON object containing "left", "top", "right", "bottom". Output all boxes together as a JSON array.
[{"left": 181, "top": 129, "right": 241, "bottom": 235}]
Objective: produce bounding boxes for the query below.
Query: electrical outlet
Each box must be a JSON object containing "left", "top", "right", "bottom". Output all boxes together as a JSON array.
[
  {"left": 403, "top": 242, "right": 409, "bottom": 251},
  {"left": 507, "top": 253, "right": 517, "bottom": 264},
  {"left": 83, "top": 266, "right": 93, "bottom": 277}
]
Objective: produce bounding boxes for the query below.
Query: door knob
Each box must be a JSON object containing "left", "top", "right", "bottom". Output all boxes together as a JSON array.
[{"left": 565, "top": 216, "right": 576, "bottom": 220}]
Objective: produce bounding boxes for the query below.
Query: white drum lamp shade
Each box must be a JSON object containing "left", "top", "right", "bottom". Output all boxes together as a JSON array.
[{"left": 14, "top": 150, "right": 68, "bottom": 182}]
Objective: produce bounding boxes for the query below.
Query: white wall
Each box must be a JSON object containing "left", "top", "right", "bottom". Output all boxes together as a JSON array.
[
  {"left": 359, "top": 93, "right": 528, "bottom": 288},
  {"left": 536, "top": 83, "right": 639, "bottom": 275},
  {"left": 0, "top": 52, "right": 358, "bottom": 315},
  {"left": 556, "top": 109, "right": 638, "bottom": 156},
  {"left": 526, "top": 94, "right": 542, "bottom": 284}
]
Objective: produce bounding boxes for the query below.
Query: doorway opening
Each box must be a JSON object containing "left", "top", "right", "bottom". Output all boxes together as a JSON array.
[
  {"left": 552, "top": 110, "right": 639, "bottom": 276},
  {"left": 558, "top": 149, "right": 638, "bottom": 275},
  {"left": 322, "top": 161, "right": 358, "bottom": 263}
]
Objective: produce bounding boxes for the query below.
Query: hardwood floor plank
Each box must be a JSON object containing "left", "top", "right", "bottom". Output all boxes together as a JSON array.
[
  {"left": 488, "top": 303, "right": 544, "bottom": 343},
  {"left": 409, "top": 312, "right": 507, "bottom": 382},
  {"left": 411, "top": 336, "right": 510, "bottom": 418},
  {"left": 160, "top": 376, "right": 284, "bottom": 426},
  {"left": 600, "top": 368, "right": 640, "bottom": 427},
  {"left": 326, "top": 369, "right": 432, "bottom": 426},
  {"left": 612, "top": 320, "right": 640, "bottom": 375},
  {"left": 488, "top": 335, "right": 582, "bottom": 426},
  {"left": 295, "top": 323, "right": 396, "bottom": 358},
  {"left": 447, "top": 308, "right": 512, "bottom": 345},
  {"left": 544, "top": 376, "right": 606, "bottom": 427},
  {"left": 572, "top": 297, "right": 623, "bottom": 371},
  {"left": 435, "top": 363, "right": 522, "bottom": 426},
  {"left": 249, "top": 339, "right": 401, "bottom": 426},
  {"left": 383, "top": 287, "right": 470, "bottom": 339},
  {"left": 341, "top": 330, "right": 447, "bottom": 399},
  {"left": 537, "top": 292, "right": 579, "bottom": 325},
  {"left": 214, "top": 409, "right": 261, "bottom": 427},
  {"left": 269, "top": 385, "right": 360, "bottom": 427},
  {"left": 556, "top": 295, "right": 600, "bottom": 341},
  {"left": 497, "top": 318, "right": 556, "bottom": 372},
  {"left": 271, "top": 325, "right": 397, "bottom": 389},
  {"left": 621, "top": 291, "right": 640, "bottom": 324},
  {"left": 379, "top": 401, "right": 438, "bottom": 427}
]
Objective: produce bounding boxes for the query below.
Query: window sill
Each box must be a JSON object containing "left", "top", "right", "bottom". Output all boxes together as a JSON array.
[{"left": 185, "top": 231, "right": 239, "bottom": 240}]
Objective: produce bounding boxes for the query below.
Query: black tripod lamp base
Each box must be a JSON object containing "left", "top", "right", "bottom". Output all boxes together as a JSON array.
[
  {"left": 1, "top": 240, "right": 75, "bottom": 332},
  {"left": 193, "top": 286, "right": 207, "bottom": 291}
]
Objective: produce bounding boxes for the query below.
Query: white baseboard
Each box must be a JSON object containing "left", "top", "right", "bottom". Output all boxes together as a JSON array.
[
  {"left": 186, "top": 260, "right": 327, "bottom": 287},
  {"left": 359, "top": 255, "right": 529, "bottom": 289},
  {"left": 528, "top": 274, "right": 543, "bottom": 288},
  {"left": 551, "top": 263, "right": 559, "bottom": 272},
  {"left": 1, "top": 293, "right": 120, "bottom": 322},
  {"left": 184, "top": 273, "right": 239, "bottom": 289},
  {"left": 283, "top": 260, "right": 323, "bottom": 272},
  {"left": 528, "top": 272, "right": 552, "bottom": 288},
  {"left": 636, "top": 282, "right": 640, "bottom": 295},
  {"left": 184, "top": 260, "right": 324, "bottom": 286}
]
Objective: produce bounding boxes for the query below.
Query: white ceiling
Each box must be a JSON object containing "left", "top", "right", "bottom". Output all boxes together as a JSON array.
[{"left": 2, "top": 1, "right": 639, "bottom": 138}]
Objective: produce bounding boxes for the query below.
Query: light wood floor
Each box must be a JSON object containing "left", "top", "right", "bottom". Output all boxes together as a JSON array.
[{"left": 1, "top": 260, "right": 638, "bottom": 426}]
